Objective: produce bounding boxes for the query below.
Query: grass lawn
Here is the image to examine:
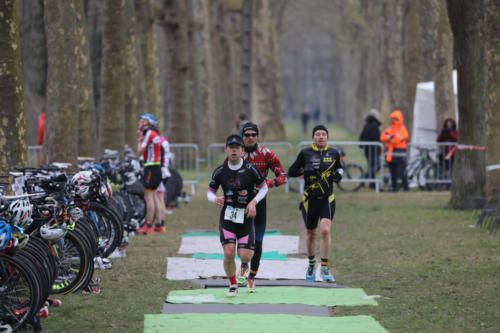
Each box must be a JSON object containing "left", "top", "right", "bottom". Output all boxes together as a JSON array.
[
  {"left": 42, "top": 187, "right": 500, "bottom": 332},
  {"left": 42, "top": 121, "right": 499, "bottom": 332}
]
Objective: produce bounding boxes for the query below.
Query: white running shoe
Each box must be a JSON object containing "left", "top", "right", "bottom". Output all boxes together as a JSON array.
[{"left": 226, "top": 284, "right": 238, "bottom": 298}]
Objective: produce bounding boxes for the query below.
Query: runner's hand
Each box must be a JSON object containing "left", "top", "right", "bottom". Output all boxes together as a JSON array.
[
  {"left": 214, "top": 196, "right": 224, "bottom": 208},
  {"left": 245, "top": 200, "right": 257, "bottom": 218}
]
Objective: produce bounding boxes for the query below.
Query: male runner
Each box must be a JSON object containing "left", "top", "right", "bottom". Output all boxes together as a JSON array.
[
  {"left": 288, "top": 125, "right": 342, "bottom": 282},
  {"left": 236, "top": 122, "right": 287, "bottom": 292},
  {"left": 207, "top": 134, "right": 268, "bottom": 297}
]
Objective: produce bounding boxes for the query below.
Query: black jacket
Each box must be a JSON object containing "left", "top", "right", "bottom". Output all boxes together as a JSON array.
[{"left": 359, "top": 115, "right": 381, "bottom": 156}]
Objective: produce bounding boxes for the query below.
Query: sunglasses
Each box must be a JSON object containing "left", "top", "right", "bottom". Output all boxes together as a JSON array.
[{"left": 244, "top": 133, "right": 257, "bottom": 137}]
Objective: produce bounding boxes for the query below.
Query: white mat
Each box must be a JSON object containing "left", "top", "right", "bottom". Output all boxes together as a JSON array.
[
  {"left": 177, "top": 235, "right": 299, "bottom": 254},
  {"left": 166, "top": 257, "right": 324, "bottom": 282}
]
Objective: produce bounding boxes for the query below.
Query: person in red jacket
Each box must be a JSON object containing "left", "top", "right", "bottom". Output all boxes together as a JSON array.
[
  {"left": 380, "top": 110, "right": 409, "bottom": 192},
  {"left": 235, "top": 122, "right": 287, "bottom": 292}
]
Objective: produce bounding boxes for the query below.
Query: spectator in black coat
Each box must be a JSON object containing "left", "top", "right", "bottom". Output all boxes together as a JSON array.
[{"left": 359, "top": 109, "right": 382, "bottom": 188}]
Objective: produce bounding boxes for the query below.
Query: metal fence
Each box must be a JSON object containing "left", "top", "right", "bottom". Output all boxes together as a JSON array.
[
  {"left": 27, "top": 145, "right": 43, "bottom": 167},
  {"left": 27, "top": 140, "right": 457, "bottom": 194},
  {"left": 169, "top": 143, "right": 200, "bottom": 194}
]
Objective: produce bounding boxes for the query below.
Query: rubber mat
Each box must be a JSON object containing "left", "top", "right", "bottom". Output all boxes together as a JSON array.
[
  {"left": 177, "top": 235, "right": 299, "bottom": 254},
  {"left": 166, "top": 257, "right": 325, "bottom": 281},
  {"left": 183, "top": 230, "right": 281, "bottom": 237},
  {"left": 189, "top": 278, "right": 345, "bottom": 288},
  {"left": 161, "top": 303, "right": 329, "bottom": 316},
  {"left": 143, "top": 314, "right": 388, "bottom": 333},
  {"left": 192, "top": 251, "right": 287, "bottom": 261},
  {"left": 166, "top": 287, "right": 378, "bottom": 306}
]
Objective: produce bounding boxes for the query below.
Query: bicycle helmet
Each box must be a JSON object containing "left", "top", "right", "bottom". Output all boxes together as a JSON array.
[
  {"left": 71, "top": 170, "right": 95, "bottom": 199},
  {"left": 0, "top": 220, "right": 12, "bottom": 250},
  {"left": 139, "top": 113, "right": 158, "bottom": 127},
  {"left": 100, "top": 182, "right": 113, "bottom": 201},
  {"left": 8, "top": 199, "right": 33, "bottom": 228},
  {"left": 40, "top": 223, "right": 67, "bottom": 241},
  {"left": 11, "top": 225, "right": 29, "bottom": 249}
]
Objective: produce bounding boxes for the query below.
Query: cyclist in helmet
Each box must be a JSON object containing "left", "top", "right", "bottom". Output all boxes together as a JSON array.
[{"left": 136, "top": 113, "right": 163, "bottom": 234}]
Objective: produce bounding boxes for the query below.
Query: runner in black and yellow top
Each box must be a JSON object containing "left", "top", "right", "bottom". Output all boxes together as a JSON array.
[{"left": 288, "top": 125, "right": 343, "bottom": 282}]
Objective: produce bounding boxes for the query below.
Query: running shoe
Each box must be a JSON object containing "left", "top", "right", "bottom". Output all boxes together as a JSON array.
[
  {"left": 320, "top": 266, "right": 335, "bottom": 282},
  {"left": 137, "top": 224, "right": 153, "bottom": 234},
  {"left": 247, "top": 277, "right": 256, "bottom": 293},
  {"left": 154, "top": 224, "right": 165, "bottom": 233},
  {"left": 306, "top": 264, "right": 316, "bottom": 282},
  {"left": 237, "top": 265, "right": 249, "bottom": 285},
  {"left": 226, "top": 284, "right": 238, "bottom": 298}
]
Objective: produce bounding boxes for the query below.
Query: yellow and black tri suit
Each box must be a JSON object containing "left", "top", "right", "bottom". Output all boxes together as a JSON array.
[{"left": 288, "top": 144, "right": 341, "bottom": 230}]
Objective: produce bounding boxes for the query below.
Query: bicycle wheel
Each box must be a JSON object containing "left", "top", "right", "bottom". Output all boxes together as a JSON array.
[
  {"left": 49, "top": 230, "right": 89, "bottom": 294},
  {"left": 88, "top": 202, "right": 123, "bottom": 258},
  {"left": 337, "top": 164, "right": 364, "bottom": 192},
  {"left": 0, "top": 253, "right": 41, "bottom": 331}
]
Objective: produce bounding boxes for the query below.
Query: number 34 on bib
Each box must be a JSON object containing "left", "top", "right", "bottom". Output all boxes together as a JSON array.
[{"left": 224, "top": 206, "right": 245, "bottom": 224}]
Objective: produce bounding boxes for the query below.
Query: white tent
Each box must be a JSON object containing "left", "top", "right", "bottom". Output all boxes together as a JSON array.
[
  {"left": 411, "top": 70, "right": 458, "bottom": 145},
  {"left": 408, "top": 71, "right": 458, "bottom": 187}
]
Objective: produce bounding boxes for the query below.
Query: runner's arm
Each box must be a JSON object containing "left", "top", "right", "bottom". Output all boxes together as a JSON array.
[
  {"left": 266, "top": 152, "right": 287, "bottom": 188},
  {"left": 288, "top": 151, "right": 305, "bottom": 177}
]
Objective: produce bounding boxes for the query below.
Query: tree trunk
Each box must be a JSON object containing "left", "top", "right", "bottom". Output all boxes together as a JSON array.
[
  {"left": 43, "top": 0, "right": 79, "bottom": 166},
  {"left": 122, "top": 0, "right": 142, "bottom": 148},
  {"left": 485, "top": 0, "right": 500, "bottom": 207},
  {"left": 0, "top": 0, "right": 27, "bottom": 173},
  {"left": 19, "top": 0, "right": 46, "bottom": 146},
  {"left": 251, "top": 0, "right": 285, "bottom": 141},
  {"left": 75, "top": 0, "right": 97, "bottom": 158},
  {"left": 447, "top": 0, "right": 486, "bottom": 209},
  {"left": 135, "top": 0, "right": 162, "bottom": 122},
  {"left": 434, "top": 0, "right": 455, "bottom": 128},
  {"left": 158, "top": 0, "right": 192, "bottom": 143},
  {"left": 99, "top": 0, "right": 126, "bottom": 152}
]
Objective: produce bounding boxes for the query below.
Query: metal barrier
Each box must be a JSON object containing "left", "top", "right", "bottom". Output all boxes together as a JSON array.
[
  {"left": 406, "top": 142, "right": 456, "bottom": 190},
  {"left": 27, "top": 145, "right": 43, "bottom": 167},
  {"left": 206, "top": 142, "right": 295, "bottom": 192},
  {"left": 296, "top": 141, "right": 385, "bottom": 192},
  {"left": 169, "top": 143, "right": 200, "bottom": 194}
]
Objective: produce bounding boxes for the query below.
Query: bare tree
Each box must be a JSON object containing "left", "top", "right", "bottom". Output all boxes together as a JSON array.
[
  {"left": 0, "top": 0, "right": 27, "bottom": 173},
  {"left": 447, "top": 0, "right": 486, "bottom": 209},
  {"left": 485, "top": 0, "right": 500, "bottom": 207},
  {"left": 99, "top": 0, "right": 126, "bottom": 152},
  {"left": 43, "top": 0, "right": 79, "bottom": 165},
  {"left": 158, "top": 0, "right": 192, "bottom": 143},
  {"left": 75, "top": 0, "right": 97, "bottom": 158}
]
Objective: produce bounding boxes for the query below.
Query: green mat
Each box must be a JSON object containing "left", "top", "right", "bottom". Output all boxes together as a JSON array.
[
  {"left": 182, "top": 230, "right": 282, "bottom": 237},
  {"left": 166, "top": 287, "right": 377, "bottom": 307},
  {"left": 144, "top": 314, "right": 388, "bottom": 333},
  {"left": 192, "top": 251, "right": 287, "bottom": 261}
]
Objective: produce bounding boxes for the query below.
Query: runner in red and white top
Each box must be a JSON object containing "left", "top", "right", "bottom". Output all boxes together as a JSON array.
[{"left": 235, "top": 122, "right": 287, "bottom": 292}]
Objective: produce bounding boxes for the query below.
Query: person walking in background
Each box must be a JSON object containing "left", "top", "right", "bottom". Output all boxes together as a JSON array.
[
  {"left": 207, "top": 135, "right": 268, "bottom": 297},
  {"left": 235, "top": 122, "right": 287, "bottom": 292},
  {"left": 288, "top": 125, "right": 342, "bottom": 283},
  {"left": 380, "top": 110, "right": 409, "bottom": 192},
  {"left": 136, "top": 113, "right": 164, "bottom": 234},
  {"left": 359, "top": 109, "right": 382, "bottom": 189},
  {"left": 234, "top": 113, "right": 249, "bottom": 136},
  {"left": 437, "top": 118, "right": 458, "bottom": 175},
  {"left": 300, "top": 111, "right": 310, "bottom": 133}
]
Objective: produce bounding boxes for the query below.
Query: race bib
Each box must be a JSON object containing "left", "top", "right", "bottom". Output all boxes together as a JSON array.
[{"left": 224, "top": 206, "right": 245, "bottom": 224}]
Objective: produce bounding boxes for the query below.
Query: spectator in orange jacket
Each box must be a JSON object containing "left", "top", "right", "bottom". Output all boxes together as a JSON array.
[{"left": 380, "top": 110, "right": 409, "bottom": 192}]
